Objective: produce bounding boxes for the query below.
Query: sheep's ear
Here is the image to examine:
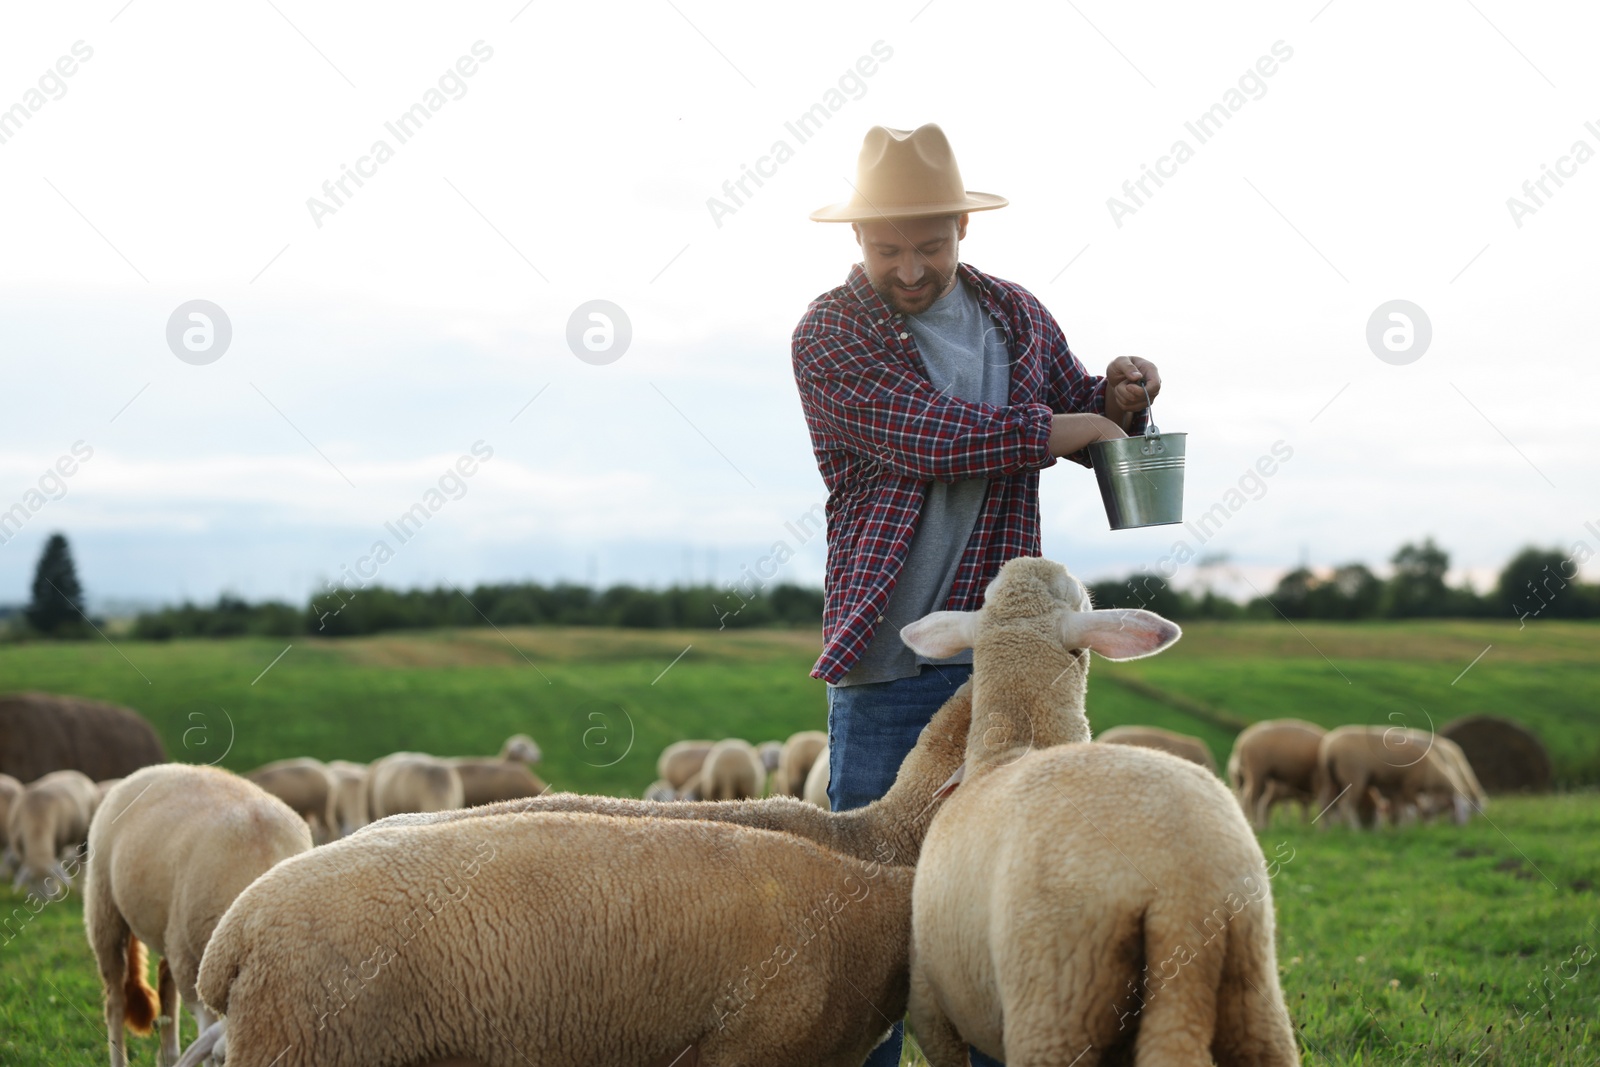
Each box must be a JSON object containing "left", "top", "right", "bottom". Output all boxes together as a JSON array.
[
  {"left": 1061, "top": 608, "right": 1181, "bottom": 661},
  {"left": 900, "top": 611, "right": 979, "bottom": 659}
]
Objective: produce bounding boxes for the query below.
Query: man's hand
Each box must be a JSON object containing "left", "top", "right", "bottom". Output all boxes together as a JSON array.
[
  {"left": 1049, "top": 412, "right": 1126, "bottom": 457},
  {"left": 1104, "top": 357, "right": 1162, "bottom": 430}
]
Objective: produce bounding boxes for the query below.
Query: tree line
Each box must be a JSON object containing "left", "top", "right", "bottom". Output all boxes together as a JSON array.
[{"left": 6, "top": 532, "right": 1596, "bottom": 641}]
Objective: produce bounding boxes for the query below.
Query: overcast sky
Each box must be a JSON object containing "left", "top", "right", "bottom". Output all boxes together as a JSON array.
[{"left": 2, "top": 0, "right": 1596, "bottom": 612}]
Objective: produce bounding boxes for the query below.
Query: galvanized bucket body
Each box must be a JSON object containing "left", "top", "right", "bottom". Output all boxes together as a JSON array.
[{"left": 1088, "top": 431, "right": 1186, "bottom": 530}]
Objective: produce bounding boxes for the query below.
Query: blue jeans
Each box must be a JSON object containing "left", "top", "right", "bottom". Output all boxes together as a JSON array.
[{"left": 827, "top": 664, "right": 1004, "bottom": 1067}]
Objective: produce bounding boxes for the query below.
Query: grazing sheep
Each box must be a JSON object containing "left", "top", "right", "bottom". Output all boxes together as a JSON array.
[
  {"left": 0, "top": 772, "right": 23, "bottom": 878},
  {"left": 1431, "top": 736, "right": 1487, "bottom": 814},
  {"left": 451, "top": 735, "right": 548, "bottom": 808},
  {"left": 84, "top": 764, "right": 311, "bottom": 1067},
  {"left": 8, "top": 768, "right": 98, "bottom": 896},
  {"left": 656, "top": 739, "right": 715, "bottom": 791},
  {"left": 324, "top": 760, "right": 369, "bottom": 837},
  {"left": 899, "top": 556, "right": 1299, "bottom": 1066},
  {"left": 772, "top": 729, "right": 828, "bottom": 796},
  {"left": 245, "top": 758, "right": 338, "bottom": 844},
  {"left": 700, "top": 738, "right": 766, "bottom": 800},
  {"left": 366, "top": 753, "right": 464, "bottom": 819},
  {"left": 360, "top": 683, "right": 973, "bottom": 872},
  {"left": 185, "top": 813, "right": 915, "bottom": 1067},
  {"left": 1227, "top": 719, "right": 1327, "bottom": 830},
  {"left": 642, "top": 779, "right": 678, "bottom": 802},
  {"left": 803, "top": 744, "right": 831, "bottom": 809},
  {"left": 1316, "top": 725, "right": 1478, "bottom": 829},
  {"left": 0, "top": 692, "right": 167, "bottom": 783},
  {"left": 1096, "top": 724, "right": 1218, "bottom": 773},
  {"left": 757, "top": 739, "right": 783, "bottom": 778}
]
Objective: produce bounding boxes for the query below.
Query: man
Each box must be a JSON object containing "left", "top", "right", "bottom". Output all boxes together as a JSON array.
[{"left": 790, "top": 124, "right": 1161, "bottom": 1065}]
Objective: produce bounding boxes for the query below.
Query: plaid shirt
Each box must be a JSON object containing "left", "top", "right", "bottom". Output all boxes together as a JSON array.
[{"left": 792, "top": 261, "right": 1142, "bottom": 683}]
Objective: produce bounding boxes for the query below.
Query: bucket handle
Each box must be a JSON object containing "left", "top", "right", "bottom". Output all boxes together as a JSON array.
[{"left": 1138, "top": 379, "right": 1159, "bottom": 437}]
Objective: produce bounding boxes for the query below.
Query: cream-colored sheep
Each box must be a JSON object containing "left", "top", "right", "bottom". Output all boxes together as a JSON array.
[
  {"left": 803, "top": 744, "right": 831, "bottom": 809},
  {"left": 8, "top": 768, "right": 97, "bottom": 895},
  {"left": 451, "top": 735, "right": 548, "bottom": 808},
  {"left": 1428, "top": 736, "right": 1487, "bottom": 816},
  {"left": 656, "top": 739, "right": 714, "bottom": 791},
  {"left": 324, "top": 760, "right": 369, "bottom": 837},
  {"left": 84, "top": 764, "right": 311, "bottom": 1067},
  {"left": 245, "top": 758, "right": 338, "bottom": 844},
  {"left": 186, "top": 812, "right": 915, "bottom": 1067},
  {"left": 1096, "top": 724, "right": 1218, "bottom": 773},
  {"left": 0, "top": 772, "right": 23, "bottom": 878},
  {"left": 771, "top": 729, "right": 828, "bottom": 796},
  {"left": 641, "top": 778, "right": 678, "bottom": 802},
  {"left": 1227, "top": 719, "right": 1327, "bottom": 830},
  {"left": 1316, "top": 725, "right": 1478, "bottom": 829},
  {"left": 361, "top": 684, "right": 972, "bottom": 872},
  {"left": 366, "top": 752, "right": 464, "bottom": 819},
  {"left": 900, "top": 556, "right": 1300, "bottom": 1066},
  {"left": 700, "top": 738, "right": 766, "bottom": 800}
]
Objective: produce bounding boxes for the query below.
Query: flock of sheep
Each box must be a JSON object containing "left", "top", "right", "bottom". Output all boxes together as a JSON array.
[{"left": 0, "top": 555, "right": 1500, "bottom": 1067}]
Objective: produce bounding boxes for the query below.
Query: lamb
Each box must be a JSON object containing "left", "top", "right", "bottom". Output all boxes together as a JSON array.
[
  {"left": 182, "top": 812, "right": 915, "bottom": 1067},
  {"left": 698, "top": 737, "right": 766, "bottom": 800},
  {"left": 8, "top": 768, "right": 98, "bottom": 896},
  {"left": 1096, "top": 724, "right": 1218, "bottom": 773},
  {"left": 84, "top": 763, "right": 311, "bottom": 1067},
  {"left": 366, "top": 752, "right": 464, "bottom": 819},
  {"left": 0, "top": 772, "right": 23, "bottom": 878},
  {"left": 359, "top": 683, "right": 972, "bottom": 872},
  {"left": 245, "top": 758, "right": 338, "bottom": 843},
  {"left": 1226, "top": 719, "right": 1327, "bottom": 830},
  {"left": 325, "top": 760, "right": 369, "bottom": 836},
  {"left": 899, "top": 556, "right": 1300, "bottom": 1066},
  {"left": 772, "top": 729, "right": 828, "bottom": 796},
  {"left": 450, "top": 734, "right": 548, "bottom": 807},
  {"left": 803, "top": 744, "right": 831, "bottom": 809},
  {"left": 656, "top": 738, "right": 714, "bottom": 792},
  {"left": 1316, "top": 725, "right": 1478, "bottom": 828}
]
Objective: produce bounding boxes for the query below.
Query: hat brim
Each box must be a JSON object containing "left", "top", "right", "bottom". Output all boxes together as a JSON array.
[{"left": 809, "top": 191, "right": 1009, "bottom": 223}]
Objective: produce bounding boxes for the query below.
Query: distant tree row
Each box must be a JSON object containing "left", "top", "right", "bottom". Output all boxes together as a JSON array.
[
  {"left": 1089, "top": 539, "right": 1600, "bottom": 622},
  {"left": 7, "top": 532, "right": 1596, "bottom": 641}
]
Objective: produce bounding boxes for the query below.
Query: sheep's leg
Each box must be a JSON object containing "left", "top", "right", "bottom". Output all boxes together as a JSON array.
[
  {"left": 907, "top": 969, "right": 970, "bottom": 1067},
  {"left": 157, "top": 958, "right": 181, "bottom": 1067},
  {"left": 1212, "top": 912, "right": 1300, "bottom": 1066}
]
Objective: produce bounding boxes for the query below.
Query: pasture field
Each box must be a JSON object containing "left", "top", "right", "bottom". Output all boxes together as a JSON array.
[{"left": 1, "top": 619, "right": 1596, "bottom": 1064}]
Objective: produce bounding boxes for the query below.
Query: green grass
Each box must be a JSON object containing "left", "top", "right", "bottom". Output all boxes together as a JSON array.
[{"left": 1, "top": 621, "right": 1596, "bottom": 1064}]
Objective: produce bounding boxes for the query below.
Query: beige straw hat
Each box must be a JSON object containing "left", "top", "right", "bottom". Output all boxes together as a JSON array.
[{"left": 810, "top": 124, "right": 1008, "bottom": 222}]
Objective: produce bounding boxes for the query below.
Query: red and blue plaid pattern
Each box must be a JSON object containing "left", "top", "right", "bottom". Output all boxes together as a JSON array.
[{"left": 792, "top": 261, "right": 1136, "bottom": 682}]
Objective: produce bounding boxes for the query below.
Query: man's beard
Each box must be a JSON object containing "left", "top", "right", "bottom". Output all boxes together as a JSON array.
[{"left": 870, "top": 262, "right": 957, "bottom": 315}]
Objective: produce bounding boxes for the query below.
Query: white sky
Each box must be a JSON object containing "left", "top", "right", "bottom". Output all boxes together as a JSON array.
[{"left": 2, "top": 0, "right": 1597, "bottom": 611}]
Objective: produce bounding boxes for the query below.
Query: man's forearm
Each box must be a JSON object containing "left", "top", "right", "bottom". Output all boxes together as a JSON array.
[{"left": 1048, "top": 413, "right": 1126, "bottom": 457}]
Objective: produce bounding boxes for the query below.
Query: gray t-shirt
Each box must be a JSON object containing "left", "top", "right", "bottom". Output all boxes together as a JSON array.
[{"left": 836, "top": 276, "right": 1011, "bottom": 685}]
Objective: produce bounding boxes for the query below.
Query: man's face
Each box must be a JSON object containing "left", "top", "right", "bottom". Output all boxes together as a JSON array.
[{"left": 854, "top": 214, "right": 968, "bottom": 315}]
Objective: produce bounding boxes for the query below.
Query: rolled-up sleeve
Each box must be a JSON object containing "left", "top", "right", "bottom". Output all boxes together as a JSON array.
[
  {"left": 794, "top": 323, "right": 1055, "bottom": 483},
  {"left": 1036, "top": 307, "right": 1148, "bottom": 467}
]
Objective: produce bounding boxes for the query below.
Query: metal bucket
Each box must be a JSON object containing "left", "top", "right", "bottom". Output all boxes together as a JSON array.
[{"left": 1087, "top": 382, "right": 1185, "bottom": 530}]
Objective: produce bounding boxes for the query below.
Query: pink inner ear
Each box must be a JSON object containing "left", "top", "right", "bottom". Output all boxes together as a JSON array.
[
  {"left": 899, "top": 611, "right": 977, "bottom": 659},
  {"left": 1067, "top": 609, "right": 1181, "bottom": 661}
]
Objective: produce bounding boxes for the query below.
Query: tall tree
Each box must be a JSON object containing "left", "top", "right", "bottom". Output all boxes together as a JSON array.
[
  {"left": 1384, "top": 538, "right": 1452, "bottom": 617},
  {"left": 26, "top": 532, "right": 88, "bottom": 637}
]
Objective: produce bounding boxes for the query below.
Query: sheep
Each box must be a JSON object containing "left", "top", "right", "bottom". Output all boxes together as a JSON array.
[
  {"left": 1226, "top": 719, "right": 1327, "bottom": 830},
  {"left": 84, "top": 763, "right": 311, "bottom": 1067},
  {"left": 183, "top": 811, "right": 916, "bottom": 1067},
  {"left": 0, "top": 691, "right": 167, "bottom": 782},
  {"left": 1430, "top": 736, "right": 1488, "bottom": 815},
  {"left": 245, "top": 758, "right": 338, "bottom": 844},
  {"left": 358, "top": 682, "right": 973, "bottom": 872},
  {"left": 95, "top": 777, "right": 123, "bottom": 811},
  {"left": 0, "top": 772, "right": 23, "bottom": 873},
  {"left": 771, "top": 729, "right": 828, "bottom": 796},
  {"left": 656, "top": 739, "right": 714, "bottom": 791},
  {"left": 450, "top": 735, "right": 548, "bottom": 808},
  {"left": 642, "top": 778, "right": 679, "bottom": 802},
  {"left": 899, "top": 556, "right": 1300, "bottom": 1066},
  {"left": 8, "top": 768, "right": 98, "bottom": 896},
  {"left": 366, "top": 752, "right": 464, "bottom": 819},
  {"left": 803, "top": 744, "right": 831, "bottom": 809},
  {"left": 1096, "top": 724, "right": 1218, "bottom": 773},
  {"left": 699, "top": 738, "right": 766, "bottom": 800},
  {"left": 1316, "top": 725, "right": 1478, "bottom": 829},
  {"left": 324, "top": 760, "right": 369, "bottom": 837},
  {"left": 757, "top": 739, "right": 783, "bottom": 779}
]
